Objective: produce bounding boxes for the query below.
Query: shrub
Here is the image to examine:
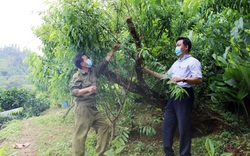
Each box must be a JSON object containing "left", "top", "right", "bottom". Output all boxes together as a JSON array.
[
  {"left": 0, "top": 88, "right": 50, "bottom": 119},
  {"left": 0, "top": 87, "right": 28, "bottom": 110}
]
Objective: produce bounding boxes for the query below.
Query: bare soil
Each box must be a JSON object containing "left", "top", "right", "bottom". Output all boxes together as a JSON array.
[{"left": 12, "top": 119, "right": 39, "bottom": 156}]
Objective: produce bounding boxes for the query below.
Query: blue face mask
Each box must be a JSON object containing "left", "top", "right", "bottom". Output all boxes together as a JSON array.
[
  {"left": 86, "top": 59, "right": 92, "bottom": 68},
  {"left": 175, "top": 46, "right": 182, "bottom": 56}
]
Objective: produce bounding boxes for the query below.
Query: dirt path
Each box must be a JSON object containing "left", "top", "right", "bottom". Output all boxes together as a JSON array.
[{"left": 14, "top": 118, "right": 38, "bottom": 156}]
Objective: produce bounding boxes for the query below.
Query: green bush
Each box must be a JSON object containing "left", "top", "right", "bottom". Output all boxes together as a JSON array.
[
  {"left": 0, "top": 88, "right": 28, "bottom": 110},
  {"left": 0, "top": 88, "right": 50, "bottom": 119}
]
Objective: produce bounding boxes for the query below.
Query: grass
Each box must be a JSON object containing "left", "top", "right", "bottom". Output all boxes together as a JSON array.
[
  {"left": 0, "top": 108, "right": 97, "bottom": 156},
  {"left": 0, "top": 121, "right": 22, "bottom": 139},
  {"left": 0, "top": 107, "right": 250, "bottom": 156}
]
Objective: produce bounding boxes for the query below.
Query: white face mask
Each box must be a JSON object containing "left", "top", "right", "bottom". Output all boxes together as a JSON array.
[
  {"left": 86, "top": 59, "right": 92, "bottom": 68},
  {"left": 175, "top": 46, "right": 182, "bottom": 56}
]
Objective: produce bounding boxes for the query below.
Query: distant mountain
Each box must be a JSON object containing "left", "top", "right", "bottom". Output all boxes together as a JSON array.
[{"left": 0, "top": 45, "right": 31, "bottom": 89}]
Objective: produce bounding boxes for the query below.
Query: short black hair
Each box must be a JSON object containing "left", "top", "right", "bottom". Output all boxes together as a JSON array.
[
  {"left": 176, "top": 37, "right": 192, "bottom": 52},
  {"left": 74, "top": 54, "right": 84, "bottom": 69}
]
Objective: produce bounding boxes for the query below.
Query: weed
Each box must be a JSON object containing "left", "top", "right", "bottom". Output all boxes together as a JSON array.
[{"left": 0, "top": 120, "right": 21, "bottom": 139}]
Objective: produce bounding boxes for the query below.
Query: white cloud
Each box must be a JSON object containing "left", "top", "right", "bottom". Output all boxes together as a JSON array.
[{"left": 0, "top": 0, "right": 47, "bottom": 52}]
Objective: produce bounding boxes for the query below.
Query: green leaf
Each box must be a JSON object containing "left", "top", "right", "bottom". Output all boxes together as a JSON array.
[
  {"left": 0, "top": 145, "right": 6, "bottom": 155},
  {"left": 239, "top": 65, "right": 250, "bottom": 91},
  {"left": 105, "top": 150, "right": 115, "bottom": 156},
  {"left": 115, "top": 146, "right": 125, "bottom": 154},
  {"left": 236, "top": 81, "right": 249, "bottom": 101},
  {"left": 220, "top": 153, "right": 233, "bottom": 156},
  {"left": 205, "top": 138, "right": 215, "bottom": 156}
]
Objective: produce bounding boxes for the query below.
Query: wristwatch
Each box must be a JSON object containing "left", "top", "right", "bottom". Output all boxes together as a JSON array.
[{"left": 182, "top": 78, "right": 187, "bottom": 82}]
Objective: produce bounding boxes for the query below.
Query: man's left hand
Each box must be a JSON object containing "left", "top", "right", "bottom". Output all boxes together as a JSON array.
[{"left": 112, "top": 43, "right": 120, "bottom": 52}]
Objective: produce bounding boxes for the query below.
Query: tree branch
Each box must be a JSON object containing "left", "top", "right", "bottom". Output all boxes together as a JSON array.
[
  {"left": 103, "top": 69, "right": 166, "bottom": 108},
  {"left": 126, "top": 16, "right": 142, "bottom": 50},
  {"left": 125, "top": 16, "right": 148, "bottom": 90}
]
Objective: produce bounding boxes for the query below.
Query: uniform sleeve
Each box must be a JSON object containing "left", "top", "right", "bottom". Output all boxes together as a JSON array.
[
  {"left": 94, "top": 59, "right": 109, "bottom": 76},
  {"left": 69, "top": 74, "right": 81, "bottom": 97}
]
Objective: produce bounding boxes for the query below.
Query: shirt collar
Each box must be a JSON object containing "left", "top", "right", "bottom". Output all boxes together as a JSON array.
[
  {"left": 178, "top": 54, "right": 191, "bottom": 62},
  {"left": 78, "top": 69, "right": 88, "bottom": 75}
]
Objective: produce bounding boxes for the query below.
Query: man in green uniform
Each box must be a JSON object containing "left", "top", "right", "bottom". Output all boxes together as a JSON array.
[{"left": 70, "top": 43, "right": 120, "bottom": 156}]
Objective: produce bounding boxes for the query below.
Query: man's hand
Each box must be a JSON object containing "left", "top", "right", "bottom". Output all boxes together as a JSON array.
[
  {"left": 76, "top": 86, "right": 97, "bottom": 96},
  {"left": 142, "top": 67, "right": 164, "bottom": 79},
  {"left": 171, "top": 77, "right": 202, "bottom": 84},
  {"left": 171, "top": 77, "right": 183, "bottom": 82},
  {"left": 112, "top": 43, "right": 120, "bottom": 52},
  {"left": 88, "top": 86, "right": 97, "bottom": 93},
  {"left": 106, "top": 43, "right": 120, "bottom": 61},
  {"left": 142, "top": 67, "right": 148, "bottom": 72}
]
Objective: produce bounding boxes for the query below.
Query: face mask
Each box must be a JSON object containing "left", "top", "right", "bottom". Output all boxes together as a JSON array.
[
  {"left": 86, "top": 59, "right": 92, "bottom": 68},
  {"left": 175, "top": 46, "right": 182, "bottom": 56}
]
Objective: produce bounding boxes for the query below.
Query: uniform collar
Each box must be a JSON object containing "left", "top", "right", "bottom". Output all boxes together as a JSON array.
[
  {"left": 78, "top": 69, "right": 89, "bottom": 75},
  {"left": 178, "top": 54, "right": 191, "bottom": 62}
]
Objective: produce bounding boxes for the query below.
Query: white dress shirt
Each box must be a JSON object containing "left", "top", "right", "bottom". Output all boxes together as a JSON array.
[{"left": 167, "top": 54, "right": 202, "bottom": 88}]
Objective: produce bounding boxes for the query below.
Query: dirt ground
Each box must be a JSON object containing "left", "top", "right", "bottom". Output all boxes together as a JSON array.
[{"left": 13, "top": 119, "right": 38, "bottom": 156}]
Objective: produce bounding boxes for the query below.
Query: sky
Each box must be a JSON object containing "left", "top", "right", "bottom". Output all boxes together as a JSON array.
[{"left": 0, "top": 0, "right": 47, "bottom": 52}]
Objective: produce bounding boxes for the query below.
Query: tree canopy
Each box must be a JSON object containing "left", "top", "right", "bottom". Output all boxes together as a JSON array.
[{"left": 26, "top": 0, "right": 250, "bottom": 122}]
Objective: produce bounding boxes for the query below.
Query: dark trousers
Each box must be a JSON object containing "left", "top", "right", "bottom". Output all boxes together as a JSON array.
[{"left": 162, "top": 88, "right": 194, "bottom": 156}]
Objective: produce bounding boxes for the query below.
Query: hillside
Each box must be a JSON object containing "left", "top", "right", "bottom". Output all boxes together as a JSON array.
[
  {"left": 0, "top": 45, "right": 31, "bottom": 89},
  {"left": 0, "top": 107, "right": 249, "bottom": 156}
]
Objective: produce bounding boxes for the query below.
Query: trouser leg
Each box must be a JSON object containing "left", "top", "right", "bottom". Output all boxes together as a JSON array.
[
  {"left": 92, "top": 112, "right": 109, "bottom": 156},
  {"left": 176, "top": 91, "right": 194, "bottom": 156},
  {"left": 162, "top": 98, "right": 177, "bottom": 156},
  {"left": 73, "top": 105, "right": 93, "bottom": 156}
]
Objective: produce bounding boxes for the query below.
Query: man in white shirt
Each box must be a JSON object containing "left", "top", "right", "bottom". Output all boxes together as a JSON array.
[{"left": 143, "top": 37, "right": 202, "bottom": 156}]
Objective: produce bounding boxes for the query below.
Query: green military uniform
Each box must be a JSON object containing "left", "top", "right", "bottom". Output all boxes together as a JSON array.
[{"left": 70, "top": 59, "right": 110, "bottom": 156}]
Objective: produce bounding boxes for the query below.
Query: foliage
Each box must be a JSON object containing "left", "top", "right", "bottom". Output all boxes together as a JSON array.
[
  {"left": 1, "top": 108, "right": 250, "bottom": 155},
  {"left": 0, "top": 88, "right": 50, "bottom": 119},
  {"left": 192, "top": 129, "right": 250, "bottom": 155},
  {"left": 27, "top": 0, "right": 195, "bottom": 105},
  {"left": 105, "top": 126, "right": 129, "bottom": 156},
  {"left": 139, "top": 125, "right": 156, "bottom": 136},
  {"left": 138, "top": 115, "right": 161, "bottom": 136},
  {"left": 209, "top": 16, "right": 250, "bottom": 122},
  {"left": 167, "top": 81, "right": 189, "bottom": 100},
  {"left": 205, "top": 138, "right": 232, "bottom": 156},
  {"left": 0, "top": 120, "right": 22, "bottom": 139},
  {"left": 0, "top": 88, "right": 28, "bottom": 110},
  {"left": 178, "top": 0, "right": 250, "bottom": 122},
  {"left": 21, "top": 92, "right": 50, "bottom": 117},
  {"left": 28, "top": 0, "right": 250, "bottom": 110},
  {"left": 24, "top": 0, "right": 250, "bottom": 155},
  {"left": 0, "top": 145, "right": 6, "bottom": 156},
  {"left": 0, "top": 109, "right": 73, "bottom": 156}
]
